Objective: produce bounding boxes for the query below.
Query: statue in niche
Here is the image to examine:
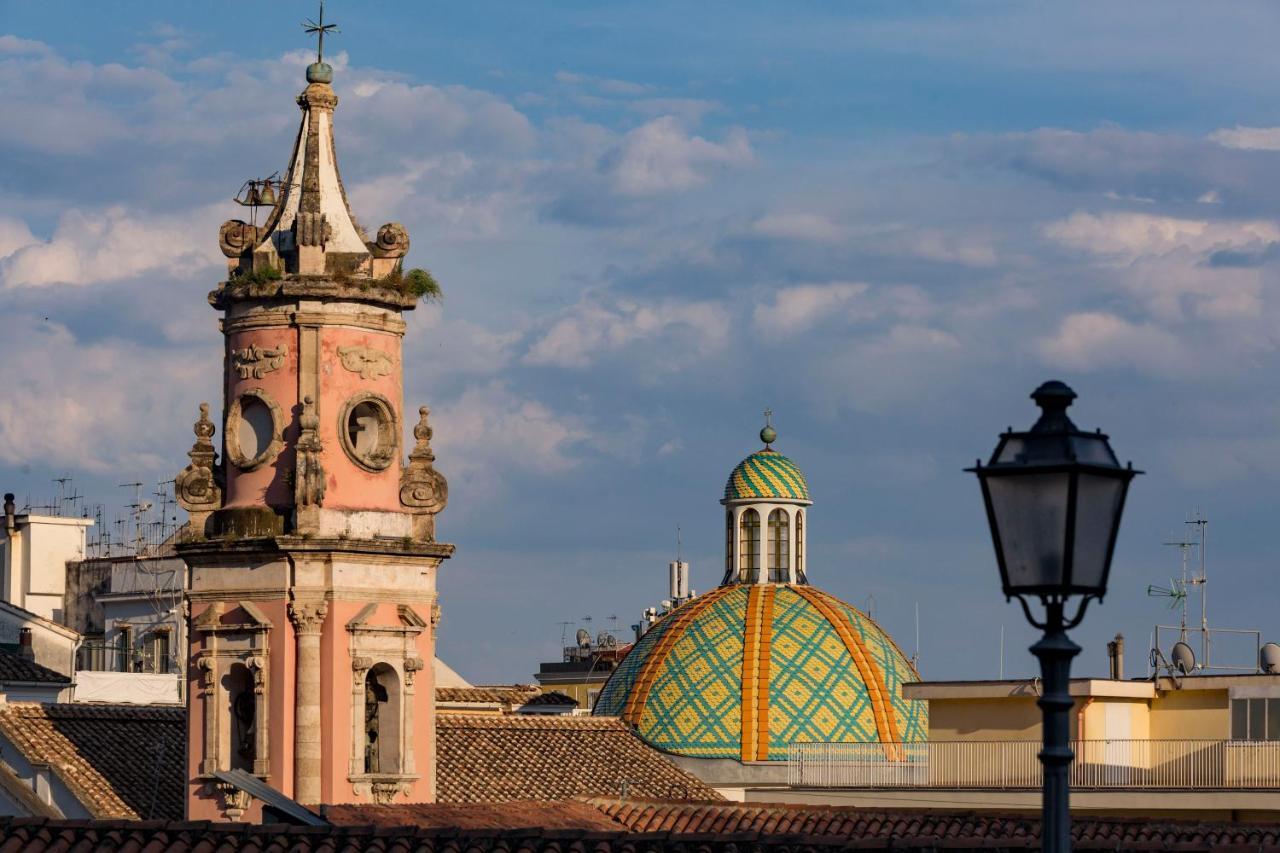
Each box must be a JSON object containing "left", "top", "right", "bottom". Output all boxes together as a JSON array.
[
  {"left": 231, "top": 685, "right": 256, "bottom": 771},
  {"left": 364, "top": 675, "right": 387, "bottom": 774}
]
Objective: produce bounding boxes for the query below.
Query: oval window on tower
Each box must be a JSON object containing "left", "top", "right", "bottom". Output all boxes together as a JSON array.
[
  {"left": 227, "top": 391, "right": 283, "bottom": 470},
  {"left": 339, "top": 393, "right": 398, "bottom": 472}
]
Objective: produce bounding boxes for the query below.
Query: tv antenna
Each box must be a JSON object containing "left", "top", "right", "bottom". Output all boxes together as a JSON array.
[{"left": 1148, "top": 511, "right": 1208, "bottom": 660}]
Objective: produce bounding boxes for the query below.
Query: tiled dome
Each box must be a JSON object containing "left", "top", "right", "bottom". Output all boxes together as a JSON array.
[
  {"left": 724, "top": 449, "right": 810, "bottom": 502},
  {"left": 593, "top": 585, "right": 926, "bottom": 761}
]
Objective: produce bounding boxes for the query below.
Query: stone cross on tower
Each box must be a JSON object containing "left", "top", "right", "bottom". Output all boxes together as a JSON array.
[{"left": 177, "top": 24, "right": 452, "bottom": 820}]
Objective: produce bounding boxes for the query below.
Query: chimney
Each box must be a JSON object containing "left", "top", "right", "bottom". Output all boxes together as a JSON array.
[
  {"left": 1107, "top": 633, "right": 1125, "bottom": 680},
  {"left": 3, "top": 493, "right": 14, "bottom": 533},
  {"left": 18, "top": 628, "right": 34, "bottom": 661}
]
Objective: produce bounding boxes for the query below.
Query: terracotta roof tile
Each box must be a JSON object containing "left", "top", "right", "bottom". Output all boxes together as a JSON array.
[
  {"left": 436, "top": 685, "right": 542, "bottom": 705},
  {"left": 325, "top": 800, "right": 624, "bottom": 830},
  {"left": 436, "top": 714, "right": 721, "bottom": 803},
  {"left": 0, "top": 703, "right": 184, "bottom": 820},
  {"left": 586, "top": 799, "right": 1280, "bottom": 848},
  {"left": 3, "top": 815, "right": 1280, "bottom": 852}
]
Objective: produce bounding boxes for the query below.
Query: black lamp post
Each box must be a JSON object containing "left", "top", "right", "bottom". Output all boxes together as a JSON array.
[{"left": 968, "top": 381, "right": 1139, "bottom": 853}]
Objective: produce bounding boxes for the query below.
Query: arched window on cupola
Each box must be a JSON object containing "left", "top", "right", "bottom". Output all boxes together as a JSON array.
[
  {"left": 796, "top": 510, "right": 806, "bottom": 584},
  {"left": 723, "top": 510, "right": 734, "bottom": 585},
  {"left": 738, "top": 508, "right": 760, "bottom": 583},
  {"left": 768, "top": 509, "right": 790, "bottom": 582}
]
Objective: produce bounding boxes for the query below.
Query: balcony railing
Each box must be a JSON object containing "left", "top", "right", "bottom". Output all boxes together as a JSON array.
[{"left": 788, "top": 740, "right": 1280, "bottom": 790}]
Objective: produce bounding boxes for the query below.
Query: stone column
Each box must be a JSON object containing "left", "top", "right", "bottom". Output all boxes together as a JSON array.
[{"left": 289, "top": 597, "right": 328, "bottom": 804}]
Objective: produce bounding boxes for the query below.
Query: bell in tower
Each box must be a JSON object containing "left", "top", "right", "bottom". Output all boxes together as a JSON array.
[{"left": 176, "top": 6, "right": 452, "bottom": 819}]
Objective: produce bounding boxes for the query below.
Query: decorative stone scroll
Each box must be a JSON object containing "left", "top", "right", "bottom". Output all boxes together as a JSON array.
[
  {"left": 373, "top": 222, "right": 410, "bottom": 258},
  {"left": 295, "top": 395, "right": 326, "bottom": 513},
  {"left": 176, "top": 403, "right": 222, "bottom": 535},
  {"left": 400, "top": 407, "right": 448, "bottom": 540},
  {"left": 219, "top": 220, "right": 260, "bottom": 258},
  {"left": 233, "top": 344, "right": 287, "bottom": 380},
  {"left": 337, "top": 346, "right": 393, "bottom": 381}
]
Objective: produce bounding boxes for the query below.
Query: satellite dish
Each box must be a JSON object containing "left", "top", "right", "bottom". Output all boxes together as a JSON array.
[
  {"left": 1261, "top": 643, "right": 1280, "bottom": 674},
  {"left": 575, "top": 628, "right": 592, "bottom": 649},
  {"left": 597, "top": 632, "right": 616, "bottom": 649},
  {"left": 1171, "top": 641, "right": 1196, "bottom": 674}
]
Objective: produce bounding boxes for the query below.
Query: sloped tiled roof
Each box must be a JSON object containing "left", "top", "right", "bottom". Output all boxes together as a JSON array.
[
  {"left": 4, "top": 809, "right": 1280, "bottom": 851},
  {"left": 436, "top": 685, "right": 542, "bottom": 706},
  {"left": 435, "top": 714, "right": 721, "bottom": 803},
  {"left": 0, "top": 703, "right": 184, "bottom": 820},
  {"left": 521, "top": 691, "right": 578, "bottom": 707},
  {"left": 0, "top": 650, "right": 68, "bottom": 684},
  {"left": 325, "top": 800, "right": 623, "bottom": 830},
  {"left": 587, "top": 799, "right": 1280, "bottom": 848}
]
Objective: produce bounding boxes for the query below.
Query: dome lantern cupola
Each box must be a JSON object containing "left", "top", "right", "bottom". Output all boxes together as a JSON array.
[{"left": 720, "top": 411, "right": 812, "bottom": 586}]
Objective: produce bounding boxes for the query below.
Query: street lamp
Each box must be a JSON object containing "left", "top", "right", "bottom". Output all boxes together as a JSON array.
[{"left": 968, "top": 381, "right": 1139, "bottom": 853}]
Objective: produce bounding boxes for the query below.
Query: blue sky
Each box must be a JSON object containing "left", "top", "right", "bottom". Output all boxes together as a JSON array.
[{"left": 4, "top": 2, "right": 1280, "bottom": 683}]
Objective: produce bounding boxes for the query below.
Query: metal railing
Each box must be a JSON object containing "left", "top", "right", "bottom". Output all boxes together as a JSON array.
[{"left": 789, "top": 740, "right": 1280, "bottom": 790}]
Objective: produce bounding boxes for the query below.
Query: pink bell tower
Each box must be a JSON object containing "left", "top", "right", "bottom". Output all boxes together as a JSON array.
[{"left": 175, "top": 22, "right": 451, "bottom": 819}]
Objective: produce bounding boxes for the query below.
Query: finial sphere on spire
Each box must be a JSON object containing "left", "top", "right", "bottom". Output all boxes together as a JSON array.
[{"left": 760, "top": 408, "right": 777, "bottom": 446}]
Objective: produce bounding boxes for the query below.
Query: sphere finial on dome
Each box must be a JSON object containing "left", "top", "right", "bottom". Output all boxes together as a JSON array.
[{"left": 760, "top": 408, "right": 777, "bottom": 447}]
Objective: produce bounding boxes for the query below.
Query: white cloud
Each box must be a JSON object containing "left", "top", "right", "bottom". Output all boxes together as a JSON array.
[
  {"left": 752, "top": 212, "right": 848, "bottom": 243},
  {"left": 0, "top": 205, "right": 223, "bottom": 288},
  {"left": 430, "top": 382, "right": 591, "bottom": 505},
  {"left": 524, "top": 294, "right": 730, "bottom": 369},
  {"left": 604, "top": 117, "right": 752, "bottom": 195},
  {"left": 1038, "top": 311, "right": 1187, "bottom": 375},
  {"left": 1044, "top": 212, "right": 1280, "bottom": 260},
  {"left": 0, "top": 318, "right": 209, "bottom": 472},
  {"left": 0, "top": 217, "right": 37, "bottom": 259},
  {"left": 753, "top": 282, "right": 934, "bottom": 338},
  {"left": 1208, "top": 125, "right": 1280, "bottom": 151}
]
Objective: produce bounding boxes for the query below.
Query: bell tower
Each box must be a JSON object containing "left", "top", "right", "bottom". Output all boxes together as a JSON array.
[{"left": 175, "top": 18, "right": 452, "bottom": 819}]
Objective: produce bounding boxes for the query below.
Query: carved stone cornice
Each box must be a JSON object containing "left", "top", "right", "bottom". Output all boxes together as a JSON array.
[
  {"left": 211, "top": 278, "right": 418, "bottom": 312},
  {"left": 221, "top": 311, "right": 407, "bottom": 336},
  {"left": 232, "top": 343, "right": 287, "bottom": 380}
]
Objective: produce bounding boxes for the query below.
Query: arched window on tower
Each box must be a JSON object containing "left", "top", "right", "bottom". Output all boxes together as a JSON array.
[
  {"left": 223, "top": 663, "right": 256, "bottom": 773},
  {"left": 364, "top": 663, "right": 402, "bottom": 775},
  {"left": 768, "top": 509, "right": 790, "bottom": 582},
  {"left": 796, "top": 510, "right": 806, "bottom": 584},
  {"left": 738, "top": 509, "right": 760, "bottom": 583}
]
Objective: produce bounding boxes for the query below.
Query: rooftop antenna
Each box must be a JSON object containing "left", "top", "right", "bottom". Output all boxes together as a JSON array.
[
  {"left": 676, "top": 524, "right": 682, "bottom": 562},
  {"left": 912, "top": 601, "right": 920, "bottom": 670}
]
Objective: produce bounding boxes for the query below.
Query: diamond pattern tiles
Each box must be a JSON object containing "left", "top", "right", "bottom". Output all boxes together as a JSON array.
[
  {"left": 594, "top": 584, "right": 927, "bottom": 761},
  {"left": 633, "top": 586, "right": 748, "bottom": 758}
]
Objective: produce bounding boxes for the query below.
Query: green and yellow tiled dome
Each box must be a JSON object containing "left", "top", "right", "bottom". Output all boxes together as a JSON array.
[
  {"left": 593, "top": 585, "right": 926, "bottom": 761},
  {"left": 724, "top": 449, "right": 811, "bottom": 503}
]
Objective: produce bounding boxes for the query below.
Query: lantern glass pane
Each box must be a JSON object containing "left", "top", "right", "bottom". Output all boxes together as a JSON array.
[
  {"left": 1069, "top": 472, "right": 1125, "bottom": 592},
  {"left": 995, "top": 436, "right": 1026, "bottom": 464},
  {"left": 986, "top": 472, "right": 1070, "bottom": 590},
  {"left": 1069, "top": 434, "right": 1119, "bottom": 465}
]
